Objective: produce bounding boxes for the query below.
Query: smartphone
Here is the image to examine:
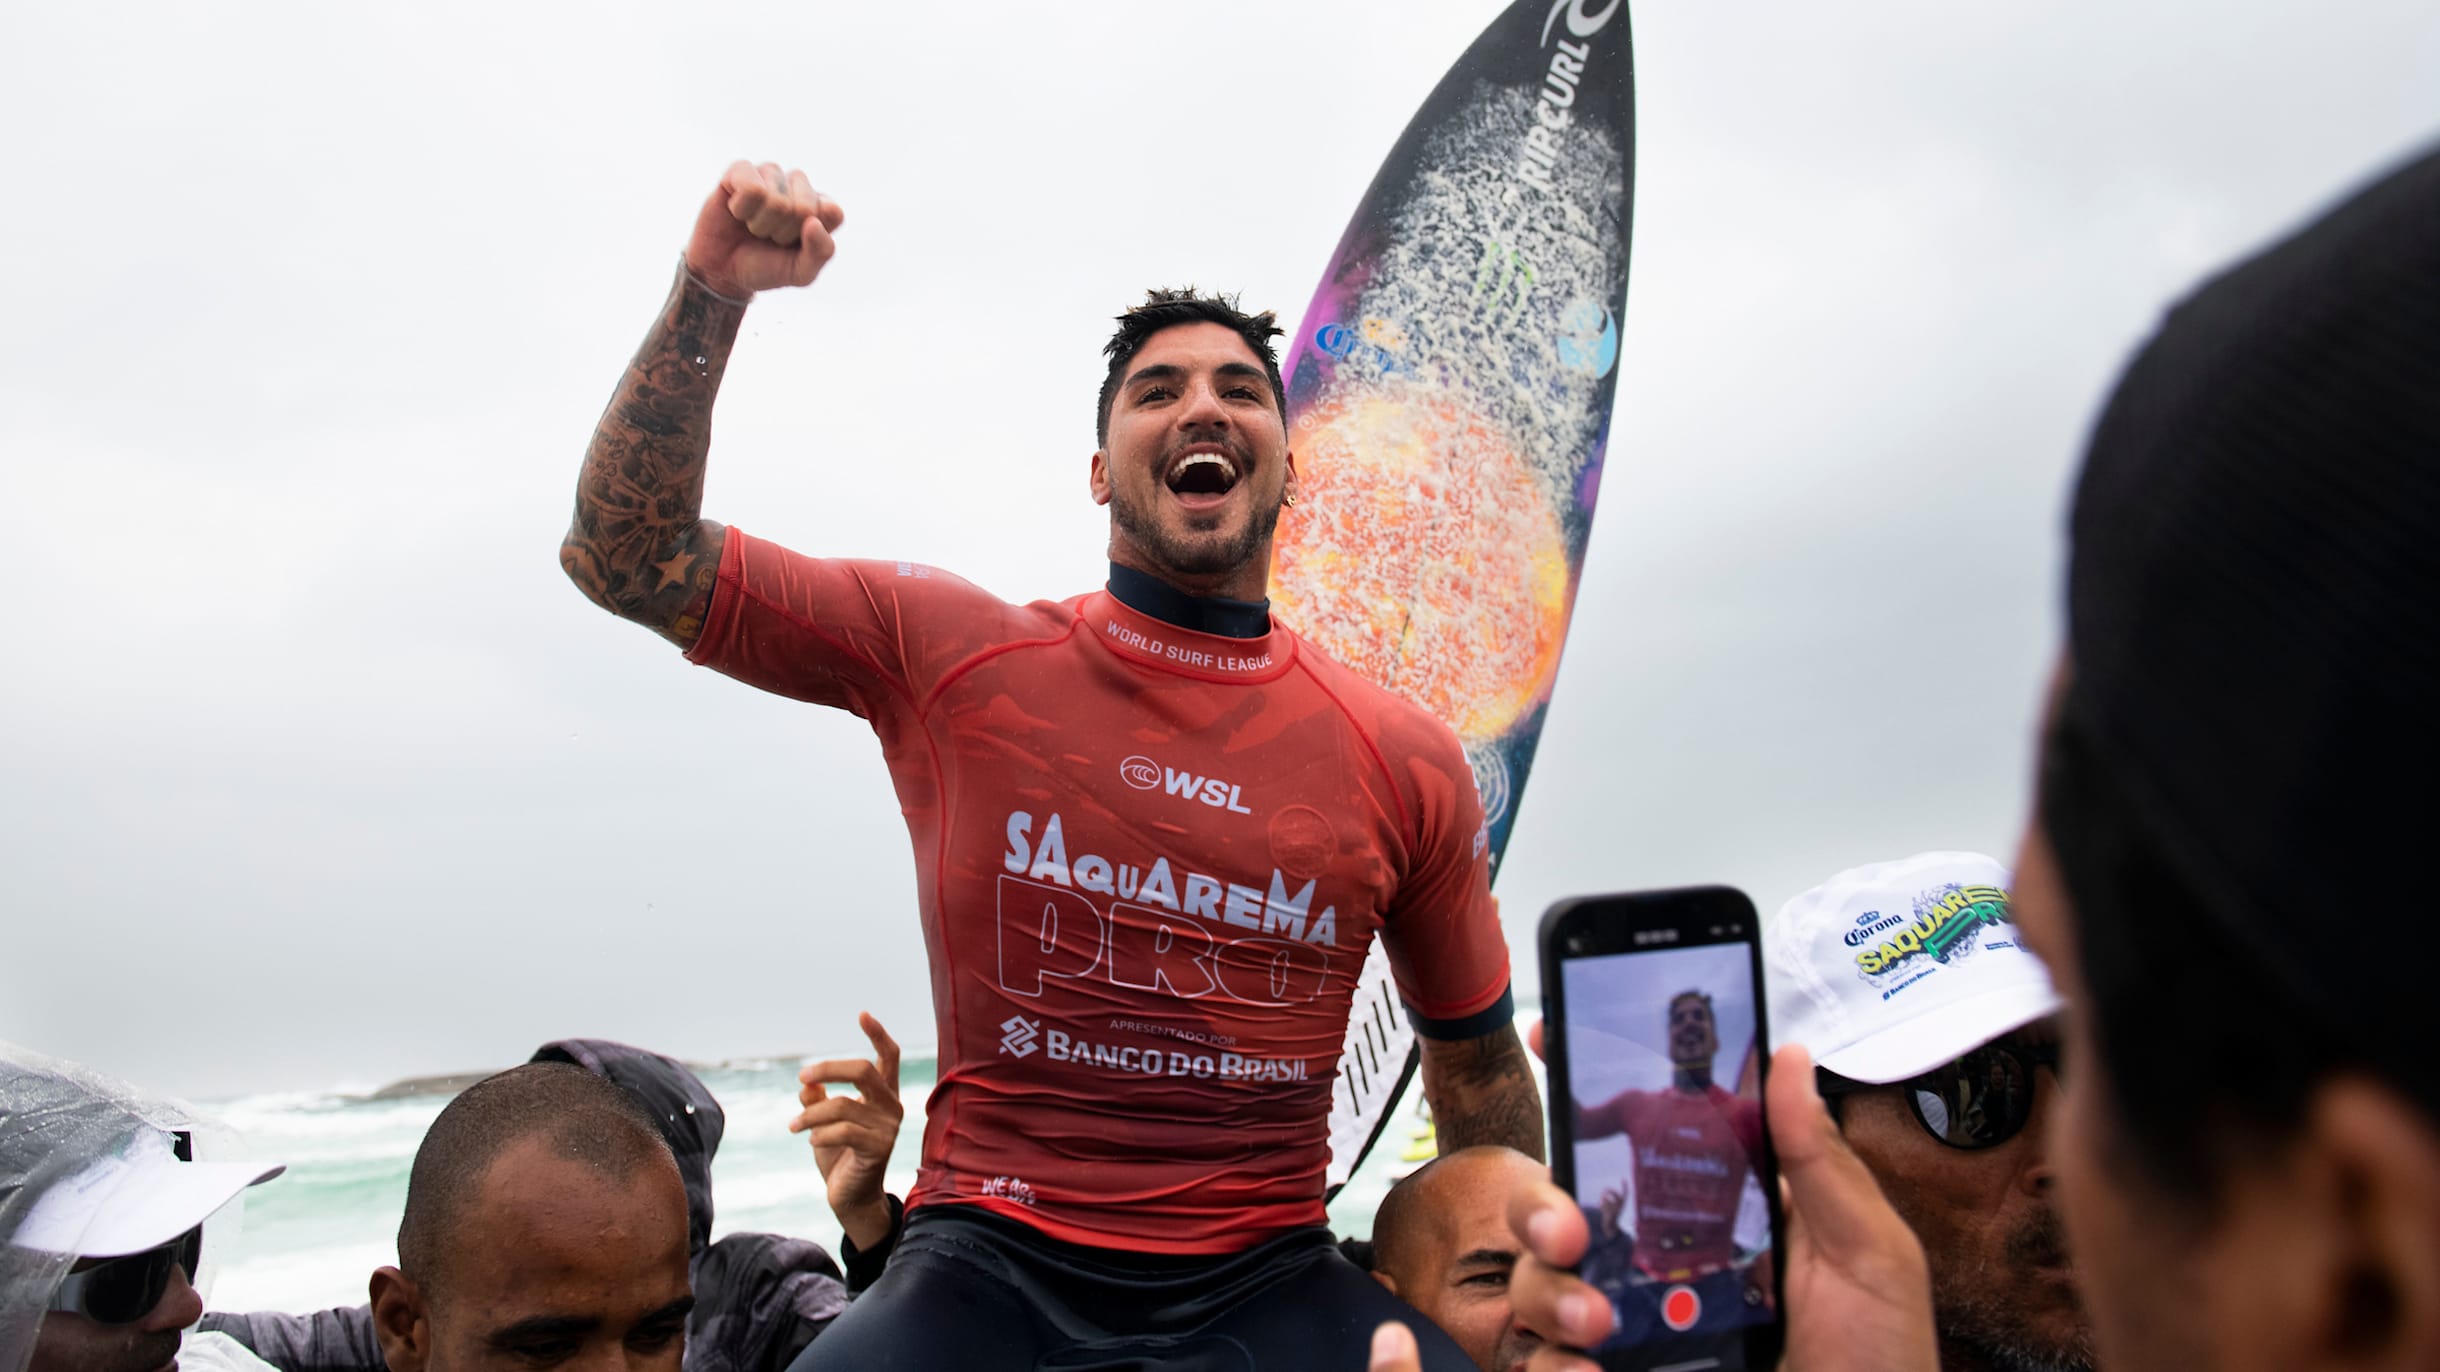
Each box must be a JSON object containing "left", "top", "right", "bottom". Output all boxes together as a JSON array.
[{"left": 1539, "top": 887, "right": 1785, "bottom": 1372}]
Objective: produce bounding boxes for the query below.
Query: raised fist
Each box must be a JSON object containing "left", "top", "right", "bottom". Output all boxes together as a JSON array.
[{"left": 682, "top": 159, "right": 847, "bottom": 300}]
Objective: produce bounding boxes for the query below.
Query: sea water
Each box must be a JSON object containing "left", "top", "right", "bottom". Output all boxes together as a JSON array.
[{"left": 201, "top": 1054, "right": 1442, "bottom": 1314}]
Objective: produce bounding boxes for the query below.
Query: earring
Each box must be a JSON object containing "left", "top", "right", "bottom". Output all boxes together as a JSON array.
[{"left": 1284, "top": 493, "right": 1299, "bottom": 508}]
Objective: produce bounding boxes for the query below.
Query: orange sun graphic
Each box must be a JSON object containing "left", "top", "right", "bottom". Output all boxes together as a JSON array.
[{"left": 1272, "top": 391, "right": 1571, "bottom": 739}]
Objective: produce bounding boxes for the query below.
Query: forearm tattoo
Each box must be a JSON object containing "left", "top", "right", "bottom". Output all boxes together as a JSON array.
[
  {"left": 561, "top": 266, "right": 746, "bottom": 646},
  {"left": 1422, "top": 1025, "right": 1547, "bottom": 1162}
]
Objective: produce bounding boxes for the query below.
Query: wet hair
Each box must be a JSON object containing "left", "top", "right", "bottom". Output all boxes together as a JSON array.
[
  {"left": 1095, "top": 287, "right": 1287, "bottom": 448},
  {"left": 1668, "top": 990, "right": 1713, "bottom": 1020},
  {"left": 395, "top": 1062, "right": 677, "bottom": 1295},
  {"left": 2038, "top": 685, "right": 2354, "bottom": 1211}
]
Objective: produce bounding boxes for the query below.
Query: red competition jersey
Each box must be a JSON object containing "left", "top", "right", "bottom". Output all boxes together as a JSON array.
[
  {"left": 687, "top": 532, "right": 1511, "bottom": 1252},
  {"left": 1579, "top": 1084, "right": 1762, "bottom": 1279}
]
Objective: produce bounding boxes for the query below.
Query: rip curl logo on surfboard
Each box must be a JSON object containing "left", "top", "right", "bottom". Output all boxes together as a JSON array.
[
  {"left": 1541, "top": 0, "right": 1623, "bottom": 46},
  {"left": 1851, "top": 884, "right": 2014, "bottom": 996}
]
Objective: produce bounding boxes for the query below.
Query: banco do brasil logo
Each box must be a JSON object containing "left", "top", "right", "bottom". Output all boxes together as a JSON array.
[{"left": 1119, "top": 755, "right": 1162, "bottom": 790}]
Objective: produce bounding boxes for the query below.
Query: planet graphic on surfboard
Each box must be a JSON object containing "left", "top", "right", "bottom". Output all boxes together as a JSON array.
[{"left": 1273, "top": 0, "right": 1637, "bottom": 1193}]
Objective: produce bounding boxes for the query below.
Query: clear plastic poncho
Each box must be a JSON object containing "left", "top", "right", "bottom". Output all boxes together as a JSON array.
[{"left": 0, "top": 1043, "right": 238, "bottom": 1372}]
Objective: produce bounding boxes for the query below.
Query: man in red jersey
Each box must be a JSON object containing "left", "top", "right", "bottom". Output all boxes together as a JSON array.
[
  {"left": 561, "top": 160, "right": 1541, "bottom": 1371},
  {"left": 1573, "top": 991, "right": 1767, "bottom": 1342}
]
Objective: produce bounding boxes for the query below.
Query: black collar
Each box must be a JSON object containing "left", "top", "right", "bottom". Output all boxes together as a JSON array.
[{"left": 1106, "top": 563, "right": 1270, "bottom": 639}]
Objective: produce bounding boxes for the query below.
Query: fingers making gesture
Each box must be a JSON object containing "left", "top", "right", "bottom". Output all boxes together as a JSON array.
[
  {"left": 683, "top": 159, "right": 847, "bottom": 301},
  {"left": 790, "top": 1011, "right": 904, "bottom": 1252}
]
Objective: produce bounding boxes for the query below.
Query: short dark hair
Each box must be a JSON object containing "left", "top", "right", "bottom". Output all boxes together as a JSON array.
[
  {"left": 1369, "top": 1152, "right": 1448, "bottom": 1278},
  {"left": 396, "top": 1062, "right": 677, "bottom": 1295},
  {"left": 2037, "top": 684, "right": 2354, "bottom": 1212},
  {"left": 1096, "top": 287, "right": 1287, "bottom": 448}
]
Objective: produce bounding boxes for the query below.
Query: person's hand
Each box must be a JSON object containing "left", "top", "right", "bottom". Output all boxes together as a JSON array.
[
  {"left": 1499, "top": 1159, "right": 1613, "bottom": 1369},
  {"left": 790, "top": 1011, "right": 903, "bottom": 1251},
  {"left": 682, "top": 159, "right": 846, "bottom": 300},
  {"left": 1439, "top": 1023, "right": 1938, "bottom": 1372},
  {"left": 1369, "top": 1321, "right": 1426, "bottom": 1372},
  {"left": 1597, "top": 1186, "right": 1625, "bottom": 1239},
  {"left": 1765, "top": 1043, "right": 1937, "bottom": 1372}
]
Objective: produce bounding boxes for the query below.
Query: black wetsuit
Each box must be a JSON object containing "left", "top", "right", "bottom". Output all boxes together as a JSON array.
[{"left": 793, "top": 1206, "right": 1476, "bottom": 1371}]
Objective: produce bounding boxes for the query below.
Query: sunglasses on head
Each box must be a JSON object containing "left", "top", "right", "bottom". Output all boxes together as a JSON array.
[
  {"left": 47, "top": 1226, "right": 202, "bottom": 1325},
  {"left": 1820, "top": 1040, "right": 2062, "bottom": 1150}
]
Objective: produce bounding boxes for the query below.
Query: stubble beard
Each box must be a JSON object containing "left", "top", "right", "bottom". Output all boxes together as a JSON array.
[
  {"left": 1957, "top": 1335, "right": 2098, "bottom": 1372},
  {"left": 1934, "top": 1211, "right": 2098, "bottom": 1372},
  {"left": 1108, "top": 484, "right": 1283, "bottom": 582},
  {"left": 1492, "top": 1328, "right": 1544, "bottom": 1372}
]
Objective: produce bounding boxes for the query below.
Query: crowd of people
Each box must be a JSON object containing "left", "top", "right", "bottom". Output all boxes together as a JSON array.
[{"left": 7, "top": 132, "right": 2437, "bottom": 1372}]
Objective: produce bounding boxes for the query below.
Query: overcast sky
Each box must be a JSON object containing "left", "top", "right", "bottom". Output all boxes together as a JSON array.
[{"left": 4, "top": 2, "right": 2435, "bottom": 1100}]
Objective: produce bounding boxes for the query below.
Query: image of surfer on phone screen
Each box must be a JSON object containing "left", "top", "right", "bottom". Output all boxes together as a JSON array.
[{"left": 1572, "top": 987, "right": 1769, "bottom": 1340}]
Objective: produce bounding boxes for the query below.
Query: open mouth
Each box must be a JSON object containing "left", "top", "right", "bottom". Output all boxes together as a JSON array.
[{"left": 1164, "top": 450, "right": 1243, "bottom": 498}]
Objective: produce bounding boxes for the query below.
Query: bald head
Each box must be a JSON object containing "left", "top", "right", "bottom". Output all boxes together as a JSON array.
[
  {"left": 1372, "top": 1147, "right": 1549, "bottom": 1372},
  {"left": 395, "top": 1062, "right": 676, "bottom": 1297}
]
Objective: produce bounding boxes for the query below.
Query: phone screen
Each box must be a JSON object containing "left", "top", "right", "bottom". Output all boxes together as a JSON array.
[{"left": 1542, "top": 890, "right": 1782, "bottom": 1371}]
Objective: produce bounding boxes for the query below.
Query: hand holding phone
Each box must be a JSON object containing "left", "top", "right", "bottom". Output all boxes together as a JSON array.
[
  {"left": 1365, "top": 1042, "right": 1939, "bottom": 1372},
  {"left": 1539, "top": 887, "right": 1785, "bottom": 1372}
]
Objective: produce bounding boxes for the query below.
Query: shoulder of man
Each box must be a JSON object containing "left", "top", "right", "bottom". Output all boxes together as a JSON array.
[
  {"left": 702, "top": 534, "right": 1084, "bottom": 682},
  {"left": 182, "top": 1330, "right": 308, "bottom": 1372},
  {"left": 839, "top": 557, "right": 1094, "bottom": 639},
  {"left": 1282, "top": 632, "right": 1474, "bottom": 771},
  {"left": 689, "top": 1232, "right": 850, "bottom": 1372},
  {"left": 195, "top": 1308, "right": 382, "bottom": 1372}
]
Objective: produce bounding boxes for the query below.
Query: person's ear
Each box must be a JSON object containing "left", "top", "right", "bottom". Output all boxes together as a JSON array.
[
  {"left": 369, "top": 1266, "right": 432, "bottom": 1372},
  {"left": 1372, "top": 1268, "right": 1400, "bottom": 1298},
  {"left": 1089, "top": 451, "right": 1112, "bottom": 506},
  {"left": 2302, "top": 1076, "right": 2440, "bottom": 1369},
  {"left": 1282, "top": 450, "right": 1299, "bottom": 508}
]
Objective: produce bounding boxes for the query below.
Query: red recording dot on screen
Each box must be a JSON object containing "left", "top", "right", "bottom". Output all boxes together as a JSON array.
[{"left": 1661, "top": 1285, "right": 1701, "bottom": 1332}]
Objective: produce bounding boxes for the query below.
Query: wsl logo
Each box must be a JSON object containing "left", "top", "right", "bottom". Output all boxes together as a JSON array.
[
  {"left": 1119, "top": 755, "right": 1254, "bottom": 814},
  {"left": 998, "top": 1014, "right": 1041, "bottom": 1058}
]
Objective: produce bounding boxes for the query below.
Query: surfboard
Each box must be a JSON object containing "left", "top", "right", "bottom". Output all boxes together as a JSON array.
[{"left": 1275, "top": 0, "right": 1637, "bottom": 1196}]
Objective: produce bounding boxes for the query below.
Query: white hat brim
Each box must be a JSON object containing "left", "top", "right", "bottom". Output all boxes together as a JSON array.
[
  {"left": 20, "top": 1153, "right": 286, "bottom": 1258},
  {"left": 1812, "top": 982, "right": 2063, "bottom": 1084}
]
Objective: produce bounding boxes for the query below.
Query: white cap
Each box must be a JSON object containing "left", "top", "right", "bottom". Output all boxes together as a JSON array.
[
  {"left": 13, "top": 1130, "right": 283, "bottom": 1259},
  {"left": 1765, "top": 851, "right": 2060, "bottom": 1084}
]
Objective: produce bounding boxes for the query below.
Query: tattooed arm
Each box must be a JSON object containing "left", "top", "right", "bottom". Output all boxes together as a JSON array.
[
  {"left": 561, "top": 160, "right": 845, "bottom": 647},
  {"left": 560, "top": 272, "right": 740, "bottom": 646},
  {"left": 1418, "top": 1024, "right": 1546, "bottom": 1161}
]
